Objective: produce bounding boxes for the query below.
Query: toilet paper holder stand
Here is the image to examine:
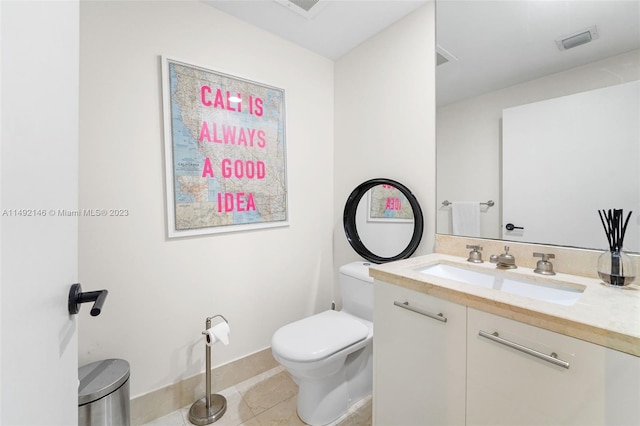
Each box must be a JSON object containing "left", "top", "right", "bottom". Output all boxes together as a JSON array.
[{"left": 188, "top": 314, "right": 228, "bottom": 426}]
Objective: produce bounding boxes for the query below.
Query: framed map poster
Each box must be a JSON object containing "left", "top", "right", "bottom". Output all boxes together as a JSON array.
[
  {"left": 367, "top": 184, "right": 414, "bottom": 222},
  {"left": 162, "top": 57, "right": 288, "bottom": 237}
]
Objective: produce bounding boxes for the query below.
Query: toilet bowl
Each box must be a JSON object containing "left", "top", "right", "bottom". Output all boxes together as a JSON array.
[{"left": 271, "top": 262, "right": 373, "bottom": 426}]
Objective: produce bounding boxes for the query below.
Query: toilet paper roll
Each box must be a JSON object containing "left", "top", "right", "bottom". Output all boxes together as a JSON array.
[{"left": 204, "top": 321, "right": 230, "bottom": 346}]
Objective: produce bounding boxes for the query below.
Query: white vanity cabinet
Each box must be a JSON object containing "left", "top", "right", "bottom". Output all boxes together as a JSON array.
[
  {"left": 373, "top": 281, "right": 467, "bottom": 426},
  {"left": 373, "top": 280, "right": 640, "bottom": 426},
  {"left": 467, "top": 308, "right": 640, "bottom": 426}
]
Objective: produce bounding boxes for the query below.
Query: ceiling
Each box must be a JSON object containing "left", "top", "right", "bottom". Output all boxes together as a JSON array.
[
  {"left": 203, "top": 0, "right": 429, "bottom": 59},
  {"left": 436, "top": 0, "right": 640, "bottom": 105},
  {"left": 204, "top": 1, "right": 640, "bottom": 105}
]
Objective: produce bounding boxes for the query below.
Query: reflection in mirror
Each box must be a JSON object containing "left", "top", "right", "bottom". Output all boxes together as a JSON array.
[
  {"left": 355, "top": 185, "right": 414, "bottom": 258},
  {"left": 436, "top": 0, "right": 640, "bottom": 252},
  {"left": 344, "top": 179, "right": 423, "bottom": 264}
]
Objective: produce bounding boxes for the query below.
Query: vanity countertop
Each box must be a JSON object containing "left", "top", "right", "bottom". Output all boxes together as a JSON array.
[{"left": 369, "top": 253, "right": 640, "bottom": 357}]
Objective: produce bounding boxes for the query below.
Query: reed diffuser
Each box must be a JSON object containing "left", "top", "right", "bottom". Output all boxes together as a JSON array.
[{"left": 597, "top": 209, "right": 635, "bottom": 286}]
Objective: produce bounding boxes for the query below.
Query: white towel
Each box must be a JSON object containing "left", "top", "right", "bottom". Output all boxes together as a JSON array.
[{"left": 452, "top": 201, "right": 480, "bottom": 237}]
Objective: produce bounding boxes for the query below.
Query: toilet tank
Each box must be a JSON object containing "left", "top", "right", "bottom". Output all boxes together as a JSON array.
[{"left": 339, "top": 261, "right": 374, "bottom": 321}]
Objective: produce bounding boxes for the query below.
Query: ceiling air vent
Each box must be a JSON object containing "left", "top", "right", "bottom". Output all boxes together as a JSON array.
[
  {"left": 556, "top": 25, "right": 599, "bottom": 51},
  {"left": 436, "top": 45, "right": 458, "bottom": 66},
  {"left": 437, "top": 52, "right": 449, "bottom": 66},
  {"left": 274, "top": 0, "right": 329, "bottom": 19}
]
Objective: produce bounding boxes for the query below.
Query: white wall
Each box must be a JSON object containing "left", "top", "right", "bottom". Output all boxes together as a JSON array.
[
  {"left": 437, "top": 49, "right": 640, "bottom": 239},
  {"left": 79, "top": 1, "right": 334, "bottom": 398},
  {"left": 333, "top": 3, "right": 436, "bottom": 283}
]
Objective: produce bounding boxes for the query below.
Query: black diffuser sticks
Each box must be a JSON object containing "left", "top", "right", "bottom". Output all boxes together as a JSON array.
[{"left": 598, "top": 209, "right": 632, "bottom": 252}]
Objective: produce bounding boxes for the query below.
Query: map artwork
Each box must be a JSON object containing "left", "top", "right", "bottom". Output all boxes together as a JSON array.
[{"left": 163, "top": 58, "right": 287, "bottom": 236}]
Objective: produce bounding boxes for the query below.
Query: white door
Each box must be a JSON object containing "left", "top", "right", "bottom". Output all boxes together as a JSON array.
[
  {"left": 502, "top": 82, "right": 640, "bottom": 252},
  {"left": 1, "top": 1, "right": 79, "bottom": 424}
]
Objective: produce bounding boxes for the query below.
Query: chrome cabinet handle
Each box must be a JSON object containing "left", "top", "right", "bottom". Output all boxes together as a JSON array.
[
  {"left": 479, "top": 330, "right": 570, "bottom": 369},
  {"left": 393, "top": 301, "right": 447, "bottom": 323}
]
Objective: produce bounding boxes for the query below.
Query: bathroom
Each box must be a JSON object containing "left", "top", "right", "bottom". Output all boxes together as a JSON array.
[{"left": 1, "top": 1, "right": 638, "bottom": 425}]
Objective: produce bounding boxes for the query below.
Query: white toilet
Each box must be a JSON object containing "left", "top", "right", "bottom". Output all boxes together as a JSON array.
[{"left": 271, "top": 262, "right": 374, "bottom": 426}]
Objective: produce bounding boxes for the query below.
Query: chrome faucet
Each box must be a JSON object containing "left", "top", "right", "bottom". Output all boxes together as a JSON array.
[
  {"left": 490, "top": 246, "right": 517, "bottom": 269},
  {"left": 466, "top": 245, "right": 483, "bottom": 263}
]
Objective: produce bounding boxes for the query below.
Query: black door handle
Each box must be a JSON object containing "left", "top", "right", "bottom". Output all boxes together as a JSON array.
[
  {"left": 505, "top": 223, "right": 524, "bottom": 231},
  {"left": 68, "top": 283, "right": 108, "bottom": 316}
]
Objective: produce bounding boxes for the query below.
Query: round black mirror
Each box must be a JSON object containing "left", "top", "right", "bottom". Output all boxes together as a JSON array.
[{"left": 343, "top": 178, "right": 424, "bottom": 264}]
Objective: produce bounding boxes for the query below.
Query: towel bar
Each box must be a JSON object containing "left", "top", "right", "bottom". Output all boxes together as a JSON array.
[{"left": 442, "top": 200, "right": 494, "bottom": 207}]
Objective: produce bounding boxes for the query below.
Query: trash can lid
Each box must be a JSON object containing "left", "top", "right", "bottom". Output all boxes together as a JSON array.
[{"left": 78, "top": 359, "right": 130, "bottom": 405}]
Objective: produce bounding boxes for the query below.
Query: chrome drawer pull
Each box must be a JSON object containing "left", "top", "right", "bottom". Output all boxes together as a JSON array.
[
  {"left": 479, "top": 330, "right": 570, "bottom": 369},
  {"left": 393, "top": 301, "right": 447, "bottom": 323}
]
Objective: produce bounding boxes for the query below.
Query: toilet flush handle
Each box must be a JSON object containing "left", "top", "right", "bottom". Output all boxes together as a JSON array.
[{"left": 68, "top": 283, "right": 109, "bottom": 316}]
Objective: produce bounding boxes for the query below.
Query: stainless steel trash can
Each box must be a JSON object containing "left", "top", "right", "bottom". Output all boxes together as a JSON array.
[{"left": 79, "top": 359, "right": 130, "bottom": 426}]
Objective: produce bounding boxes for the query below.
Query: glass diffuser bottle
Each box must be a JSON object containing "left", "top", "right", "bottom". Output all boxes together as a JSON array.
[{"left": 597, "top": 250, "right": 636, "bottom": 286}]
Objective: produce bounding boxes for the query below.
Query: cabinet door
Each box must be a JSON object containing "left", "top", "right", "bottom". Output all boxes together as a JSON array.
[
  {"left": 467, "top": 308, "right": 640, "bottom": 426},
  {"left": 374, "top": 281, "right": 466, "bottom": 426}
]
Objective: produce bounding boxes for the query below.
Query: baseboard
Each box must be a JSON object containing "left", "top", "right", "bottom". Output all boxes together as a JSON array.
[{"left": 130, "top": 347, "right": 278, "bottom": 426}]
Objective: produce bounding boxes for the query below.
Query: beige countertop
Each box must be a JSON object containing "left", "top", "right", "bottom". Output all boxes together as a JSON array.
[{"left": 370, "top": 253, "right": 640, "bottom": 357}]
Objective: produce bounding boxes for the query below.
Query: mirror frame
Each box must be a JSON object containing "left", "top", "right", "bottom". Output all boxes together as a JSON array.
[{"left": 343, "top": 178, "right": 424, "bottom": 264}]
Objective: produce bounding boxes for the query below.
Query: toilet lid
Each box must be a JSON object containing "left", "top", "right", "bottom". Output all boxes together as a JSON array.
[{"left": 272, "top": 310, "right": 369, "bottom": 363}]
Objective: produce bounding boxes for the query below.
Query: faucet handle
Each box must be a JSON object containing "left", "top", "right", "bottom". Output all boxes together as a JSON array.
[
  {"left": 466, "top": 245, "right": 483, "bottom": 263},
  {"left": 533, "top": 253, "right": 556, "bottom": 275},
  {"left": 533, "top": 252, "right": 555, "bottom": 261}
]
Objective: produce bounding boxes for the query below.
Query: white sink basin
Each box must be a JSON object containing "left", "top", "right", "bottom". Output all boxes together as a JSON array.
[{"left": 417, "top": 263, "right": 584, "bottom": 306}]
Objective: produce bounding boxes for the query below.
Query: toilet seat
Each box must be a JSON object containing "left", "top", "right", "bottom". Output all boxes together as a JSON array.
[{"left": 272, "top": 310, "right": 369, "bottom": 363}]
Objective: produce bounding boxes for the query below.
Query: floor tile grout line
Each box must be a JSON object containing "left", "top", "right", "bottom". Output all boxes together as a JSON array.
[{"left": 238, "top": 387, "right": 258, "bottom": 426}]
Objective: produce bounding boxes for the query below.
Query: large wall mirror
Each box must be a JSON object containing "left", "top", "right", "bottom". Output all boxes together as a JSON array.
[{"left": 436, "top": 0, "right": 640, "bottom": 253}]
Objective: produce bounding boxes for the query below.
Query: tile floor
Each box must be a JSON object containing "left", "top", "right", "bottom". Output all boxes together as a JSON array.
[{"left": 142, "top": 366, "right": 372, "bottom": 426}]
